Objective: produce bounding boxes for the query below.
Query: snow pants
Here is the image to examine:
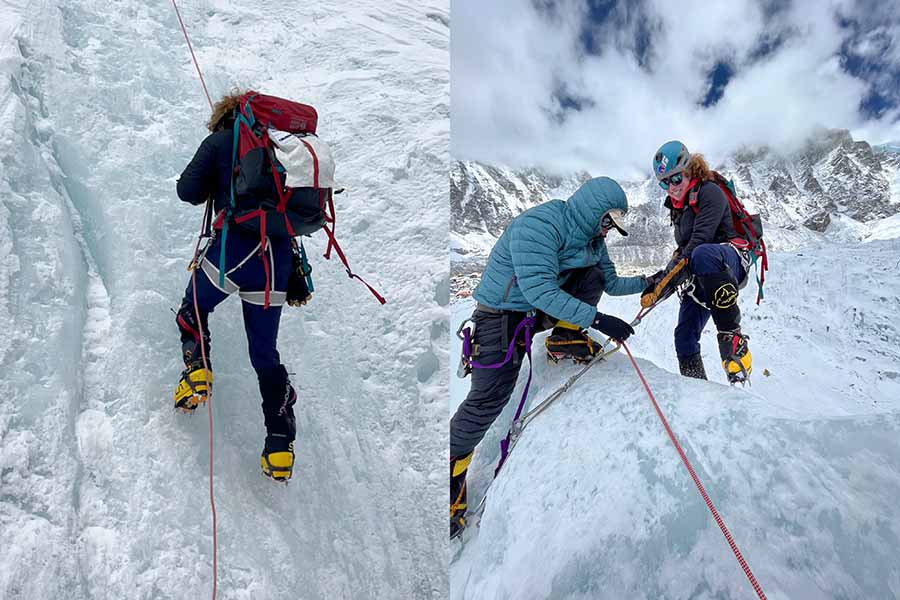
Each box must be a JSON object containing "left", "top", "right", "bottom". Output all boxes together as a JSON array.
[
  {"left": 450, "top": 266, "right": 606, "bottom": 457},
  {"left": 674, "top": 243, "right": 747, "bottom": 360},
  {"left": 176, "top": 230, "right": 298, "bottom": 439}
]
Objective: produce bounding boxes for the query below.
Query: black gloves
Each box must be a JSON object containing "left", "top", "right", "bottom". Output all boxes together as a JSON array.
[{"left": 591, "top": 312, "right": 634, "bottom": 341}]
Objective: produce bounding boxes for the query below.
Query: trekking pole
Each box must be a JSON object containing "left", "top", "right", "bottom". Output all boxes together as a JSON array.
[
  {"left": 466, "top": 309, "right": 654, "bottom": 531},
  {"left": 466, "top": 338, "right": 623, "bottom": 530},
  {"left": 512, "top": 340, "right": 620, "bottom": 437},
  {"left": 512, "top": 304, "right": 658, "bottom": 439},
  {"left": 510, "top": 296, "right": 668, "bottom": 450},
  {"left": 525, "top": 322, "right": 637, "bottom": 433}
]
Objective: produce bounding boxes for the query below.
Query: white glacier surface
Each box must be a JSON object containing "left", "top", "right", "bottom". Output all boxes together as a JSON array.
[
  {"left": 450, "top": 240, "right": 900, "bottom": 599},
  {"left": 0, "top": 1, "right": 448, "bottom": 598}
]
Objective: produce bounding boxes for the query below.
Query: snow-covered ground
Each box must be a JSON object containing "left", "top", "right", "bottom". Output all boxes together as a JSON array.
[
  {"left": 450, "top": 238, "right": 900, "bottom": 599},
  {"left": 865, "top": 213, "right": 900, "bottom": 242},
  {"left": 0, "top": 1, "right": 448, "bottom": 599}
]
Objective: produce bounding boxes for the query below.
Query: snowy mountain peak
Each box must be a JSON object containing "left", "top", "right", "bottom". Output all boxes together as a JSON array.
[{"left": 452, "top": 128, "right": 900, "bottom": 295}]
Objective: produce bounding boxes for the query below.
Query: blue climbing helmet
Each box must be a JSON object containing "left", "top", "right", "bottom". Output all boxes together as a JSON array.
[{"left": 653, "top": 140, "right": 691, "bottom": 182}]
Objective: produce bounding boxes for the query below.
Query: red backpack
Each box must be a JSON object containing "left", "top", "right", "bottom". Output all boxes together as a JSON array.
[
  {"left": 688, "top": 171, "right": 769, "bottom": 304},
  {"left": 214, "top": 91, "right": 385, "bottom": 307}
]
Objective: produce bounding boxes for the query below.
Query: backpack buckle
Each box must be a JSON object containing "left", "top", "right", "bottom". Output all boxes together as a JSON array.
[{"left": 729, "top": 237, "right": 751, "bottom": 251}]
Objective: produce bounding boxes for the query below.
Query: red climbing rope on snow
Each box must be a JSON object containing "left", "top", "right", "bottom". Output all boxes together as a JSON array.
[
  {"left": 171, "top": 1, "right": 217, "bottom": 598},
  {"left": 620, "top": 342, "right": 767, "bottom": 600},
  {"left": 190, "top": 268, "right": 217, "bottom": 600}
]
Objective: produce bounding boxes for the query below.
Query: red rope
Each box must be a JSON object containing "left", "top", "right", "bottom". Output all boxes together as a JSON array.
[
  {"left": 172, "top": 1, "right": 217, "bottom": 597},
  {"left": 620, "top": 342, "right": 767, "bottom": 600},
  {"left": 171, "top": 0, "right": 213, "bottom": 110},
  {"left": 190, "top": 269, "right": 217, "bottom": 600}
]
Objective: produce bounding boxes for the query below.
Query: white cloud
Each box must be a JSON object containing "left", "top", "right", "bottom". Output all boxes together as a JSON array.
[{"left": 451, "top": 0, "right": 900, "bottom": 176}]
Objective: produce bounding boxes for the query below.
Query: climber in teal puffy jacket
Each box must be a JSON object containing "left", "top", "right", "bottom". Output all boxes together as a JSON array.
[
  {"left": 450, "top": 176, "right": 652, "bottom": 539},
  {"left": 474, "top": 176, "right": 647, "bottom": 324}
]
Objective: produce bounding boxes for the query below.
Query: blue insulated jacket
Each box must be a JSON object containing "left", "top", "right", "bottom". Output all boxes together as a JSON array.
[{"left": 473, "top": 177, "right": 646, "bottom": 328}]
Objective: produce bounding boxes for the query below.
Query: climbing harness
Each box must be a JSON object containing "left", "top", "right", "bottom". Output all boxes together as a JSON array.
[{"left": 457, "top": 313, "right": 538, "bottom": 470}]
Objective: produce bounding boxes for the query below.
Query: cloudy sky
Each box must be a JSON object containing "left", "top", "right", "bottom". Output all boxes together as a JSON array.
[{"left": 451, "top": 0, "right": 900, "bottom": 178}]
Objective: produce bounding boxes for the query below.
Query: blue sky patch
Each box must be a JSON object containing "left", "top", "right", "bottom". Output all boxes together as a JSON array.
[{"left": 702, "top": 61, "right": 734, "bottom": 107}]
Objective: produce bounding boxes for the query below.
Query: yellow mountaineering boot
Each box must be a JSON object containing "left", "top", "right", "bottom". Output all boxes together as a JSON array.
[
  {"left": 173, "top": 361, "right": 213, "bottom": 413},
  {"left": 450, "top": 452, "right": 473, "bottom": 539},
  {"left": 717, "top": 330, "right": 752, "bottom": 384},
  {"left": 261, "top": 434, "right": 294, "bottom": 482},
  {"left": 545, "top": 320, "right": 599, "bottom": 364}
]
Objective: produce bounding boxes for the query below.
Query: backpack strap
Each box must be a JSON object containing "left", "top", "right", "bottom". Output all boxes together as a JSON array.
[
  {"left": 711, "top": 170, "right": 769, "bottom": 305},
  {"left": 260, "top": 128, "right": 298, "bottom": 240},
  {"left": 225, "top": 103, "right": 281, "bottom": 308},
  {"left": 687, "top": 180, "right": 701, "bottom": 214},
  {"left": 233, "top": 209, "right": 272, "bottom": 308},
  {"left": 297, "top": 137, "right": 320, "bottom": 189},
  {"left": 319, "top": 189, "right": 386, "bottom": 304},
  {"left": 219, "top": 119, "right": 243, "bottom": 288},
  {"left": 755, "top": 239, "right": 768, "bottom": 305},
  {"left": 322, "top": 189, "right": 336, "bottom": 260}
]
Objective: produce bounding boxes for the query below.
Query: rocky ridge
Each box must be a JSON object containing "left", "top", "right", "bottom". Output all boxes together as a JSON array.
[{"left": 451, "top": 129, "right": 900, "bottom": 296}]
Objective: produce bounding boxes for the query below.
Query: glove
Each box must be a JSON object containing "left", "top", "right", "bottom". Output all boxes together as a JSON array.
[
  {"left": 286, "top": 274, "right": 311, "bottom": 307},
  {"left": 591, "top": 312, "right": 635, "bottom": 341},
  {"left": 643, "top": 269, "right": 666, "bottom": 295}
]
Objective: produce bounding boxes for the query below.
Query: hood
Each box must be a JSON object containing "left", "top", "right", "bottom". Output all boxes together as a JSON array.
[{"left": 563, "top": 177, "right": 628, "bottom": 247}]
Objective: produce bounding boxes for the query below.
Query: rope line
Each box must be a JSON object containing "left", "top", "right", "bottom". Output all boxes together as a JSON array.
[
  {"left": 171, "top": 1, "right": 217, "bottom": 598},
  {"left": 620, "top": 342, "right": 767, "bottom": 600},
  {"left": 171, "top": 0, "right": 213, "bottom": 110},
  {"left": 191, "top": 269, "right": 217, "bottom": 600}
]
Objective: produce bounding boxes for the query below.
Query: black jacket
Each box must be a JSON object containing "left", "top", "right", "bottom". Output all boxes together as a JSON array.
[
  {"left": 177, "top": 125, "right": 235, "bottom": 214},
  {"left": 666, "top": 180, "right": 737, "bottom": 259}
]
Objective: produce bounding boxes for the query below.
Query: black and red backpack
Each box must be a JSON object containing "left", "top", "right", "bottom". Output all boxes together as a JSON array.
[
  {"left": 688, "top": 171, "right": 769, "bottom": 304},
  {"left": 213, "top": 91, "right": 385, "bottom": 307}
]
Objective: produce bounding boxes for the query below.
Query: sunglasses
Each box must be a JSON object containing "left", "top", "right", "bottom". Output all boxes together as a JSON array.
[
  {"left": 599, "top": 209, "right": 626, "bottom": 234},
  {"left": 659, "top": 173, "right": 684, "bottom": 190},
  {"left": 600, "top": 213, "right": 615, "bottom": 230}
]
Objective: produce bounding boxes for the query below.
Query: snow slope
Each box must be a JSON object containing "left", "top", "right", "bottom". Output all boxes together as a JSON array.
[
  {"left": 0, "top": 1, "right": 448, "bottom": 599},
  {"left": 450, "top": 239, "right": 900, "bottom": 599}
]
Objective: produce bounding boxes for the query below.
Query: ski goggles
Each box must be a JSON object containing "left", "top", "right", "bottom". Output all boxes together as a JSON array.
[{"left": 658, "top": 172, "right": 684, "bottom": 190}]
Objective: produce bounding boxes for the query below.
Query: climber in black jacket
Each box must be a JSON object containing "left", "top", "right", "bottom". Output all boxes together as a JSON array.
[
  {"left": 173, "top": 90, "right": 304, "bottom": 481},
  {"left": 648, "top": 140, "right": 753, "bottom": 383}
]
